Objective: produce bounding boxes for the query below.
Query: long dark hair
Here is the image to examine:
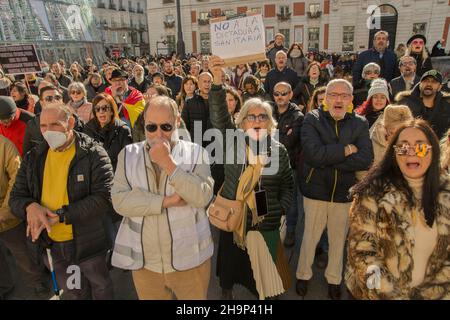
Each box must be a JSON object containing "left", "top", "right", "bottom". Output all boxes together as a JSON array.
[
  {"left": 351, "top": 119, "right": 441, "bottom": 227},
  {"left": 287, "top": 42, "right": 305, "bottom": 58}
]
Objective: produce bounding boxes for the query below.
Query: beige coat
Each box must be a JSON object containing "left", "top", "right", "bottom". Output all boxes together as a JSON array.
[
  {"left": 111, "top": 145, "right": 214, "bottom": 273},
  {"left": 0, "top": 135, "right": 21, "bottom": 233}
]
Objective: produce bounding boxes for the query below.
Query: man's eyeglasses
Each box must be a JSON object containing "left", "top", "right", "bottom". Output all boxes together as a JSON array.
[
  {"left": 245, "top": 114, "right": 269, "bottom": 122},
  {"left": 94, "top": 105, "right": 111, "bottom": 113},
  {"left": 44, "top": 95, "right": 63, "bottom": 102},
  {"left": 400, "top": 61, "right": 416, "bottom": 67},
  {"left": 273, "top": 91, "right": 290, "bottom": 97},
  {"left": 393, "top": 143, "right": 432, "bottom": 158},
  {"left": 145, "top": 123, "right": 173, "bottom": 132}
]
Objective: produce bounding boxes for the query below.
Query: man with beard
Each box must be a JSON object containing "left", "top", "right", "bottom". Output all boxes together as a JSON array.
[
  {"left": 397, "top": 70, "right": 450, "bottom": 138},
  {"left": 352, "top": 31, "right": 397, "bottom": 86},
  {"left": 390, "top": 55, "right": 420, "bottom": 98},
  {"left": 163, "top": 60, "right": 183, "bottom": 99},
  {"left": 129, "top": 65, "right": 151, "bottom": 94},
  {"left": 111, "top": 96, "right": 213, "bottom": 300},
  {"left": 105, "top": 69, "right": 145, "bottom": 128}
]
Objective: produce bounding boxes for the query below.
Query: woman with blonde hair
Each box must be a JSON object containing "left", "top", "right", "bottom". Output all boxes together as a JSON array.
[
  {"left": 405, "top": 34, "right": 433, "bottom": 77},
  {"left": 209, "top": 55, "right": 293, "bottom": 300}
]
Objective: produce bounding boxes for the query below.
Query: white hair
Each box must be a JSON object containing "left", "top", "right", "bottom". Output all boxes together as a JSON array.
[
  {"left": 235, "top": 98, "right": 277, "bottom": 134},
  {"left": 326, "top": 79, "right": 353, "bottom": 95},
  {"left": 68, "top": 82, "right": 87, "bottom": 97},
  {"left": 275, "top": 50, "right": 287, "bottom": 58}
]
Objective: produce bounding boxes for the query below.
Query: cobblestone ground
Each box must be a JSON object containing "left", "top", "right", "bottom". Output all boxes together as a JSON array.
[{"left": 4, "top": 216, "right": 349, "bottom": 300}]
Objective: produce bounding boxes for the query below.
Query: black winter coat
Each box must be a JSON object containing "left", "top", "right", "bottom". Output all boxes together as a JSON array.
[
  {"left": 389, "top": 75, "right": 420, "bottom": 99},
  {"left": 84, "top": 118, "right": 132, "bottom": 171},
  {"left": 271, "top": 102, "right": 304, "bottom": 169},
  {"left": 128, "top": 78, "right": 151, "bottom": 94},
  {"left": 9, "top": 132, "right": 113, "bottom": 263},
  {"left": 293, "top": 78, "right": 327, "bottom": 108},
  {"left": 300, "top": 107, "right": 373, "bottom": 203},
  {"left": 86, "top": 83, "right": 108, "bottom": 102},
  {"left": 264, "top": 67, "right": 299, "bottom": 98},
  {"left": 181, "top": 93, "right": 211, "bottom": 148},
  {"left": 396, "top": 84, "right": 450, "bottom": 139},
  {"left": 209, "top": 85, "right": 293, "bottom": 231}
]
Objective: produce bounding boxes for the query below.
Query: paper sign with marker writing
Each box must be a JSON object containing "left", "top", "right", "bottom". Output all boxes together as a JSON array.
[{"left": 210, "top": 14, "right": 266, "bottom": 67}]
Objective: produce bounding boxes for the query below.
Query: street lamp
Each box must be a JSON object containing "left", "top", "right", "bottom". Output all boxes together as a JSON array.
[{"left": 176, "top": 0, "right": 185, "bottom": 58}]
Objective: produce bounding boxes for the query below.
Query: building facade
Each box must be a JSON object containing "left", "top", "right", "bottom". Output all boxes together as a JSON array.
[
  {"left": 147, "top": 0, "right": 450, "bottom": 55},
  {"left": 0, "top": 0, "right": 107, "bottom": 65},
  {"left": 93, "top": 0, "right": 149, "bottom": 57}
]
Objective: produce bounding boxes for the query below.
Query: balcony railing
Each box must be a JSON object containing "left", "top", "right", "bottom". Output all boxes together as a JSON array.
[
  {"left": 277, "top": 12, "right": 291, "bottom": 21},
  {"left": 164, "top": 21, "right": 175, "bottom": 28},
  {"left": 129, "top": 8, "right": 135, "bottom": 13},
  {"left": 198, "top": 18, "right": 209, "bottom": 25},
  {"left": 119, "top": 6, "right": 126, "bottom": 11},
  {"left": 307, "top": 11, "right": 322, "bottom": 19}
]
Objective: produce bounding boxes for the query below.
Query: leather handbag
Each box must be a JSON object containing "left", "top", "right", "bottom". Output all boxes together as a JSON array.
[{"left": 207, "top": 187, "right": 244, "bottom": 232}]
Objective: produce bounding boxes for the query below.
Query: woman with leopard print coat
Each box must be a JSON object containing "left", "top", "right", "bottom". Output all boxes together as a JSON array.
[{"left": 345, "top": 119, "right": 450, "bottom": 300}]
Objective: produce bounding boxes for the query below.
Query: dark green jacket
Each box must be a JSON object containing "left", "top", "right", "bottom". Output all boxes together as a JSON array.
[{"left": 209, "top": 85, "right": 293, "bottom": 231}]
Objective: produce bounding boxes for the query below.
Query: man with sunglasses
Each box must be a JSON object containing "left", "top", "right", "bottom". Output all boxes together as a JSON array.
[
  {"left": 0, "top": 96, "right": 34, "bottom": 156},
  {"left": 296, "top": 79, "right": 373, "bottom": 300},
  {"left": 270, "top": 82, "right": 304, "bottom": 248},
  {"left": 397, "top": 70, "right": 450, "bottom": 139},
  {"left": 352, "top": 30, "right": 398, "bottom": 87},
  {"left": 22, "top": 86, "right": 86, "bottom": 155},
  {"left": 111, "top": 96, "right": 214, "bottom": 300}
]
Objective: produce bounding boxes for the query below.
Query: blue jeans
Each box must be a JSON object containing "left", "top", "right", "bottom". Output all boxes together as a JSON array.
[{"left": 286, "top": 175, "right": 305, "bottom": 234}]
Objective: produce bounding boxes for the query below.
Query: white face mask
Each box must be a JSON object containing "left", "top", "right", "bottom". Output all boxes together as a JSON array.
[{"left": 43, "top": 130, "right": 67, "bottom": 150}]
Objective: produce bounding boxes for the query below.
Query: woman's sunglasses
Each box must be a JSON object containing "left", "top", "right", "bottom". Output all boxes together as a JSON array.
[
  {"left": 95, "top": 105, "right": 111, "bottom": 113},
  {"left": 145, "top": 123, "right": 173, "bottom": 132},
  {"left": 70, "top": 90, "right": 82, "bottom": 95},
  {"left": 393, "top": 143, "right": 432, "bottom": 158}
]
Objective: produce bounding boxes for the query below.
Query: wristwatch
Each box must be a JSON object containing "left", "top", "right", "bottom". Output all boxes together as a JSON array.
[{"left": 55, "top": 206, "right": 67, "bottom": 223}]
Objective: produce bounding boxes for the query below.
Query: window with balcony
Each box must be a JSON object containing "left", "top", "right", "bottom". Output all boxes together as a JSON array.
[
  {"left": 342, "top": 26, "right": 355, "bottom": 51},
  {"left": 199, "top": 12, "right": 209, "bottom": 25},
  {"left": 278, "top": 5, "right": 291, "bottom": 21},
  {"left": 97, "top": 1, "right": 106, "bottom": 9},
  {"left": 109, "top": 0, "right": 116, "bottom": 10},
  {"left": 250, "top": 8, "right": 262, "bottom": 14},
  {"left": 308, "top": 4, "right": 321, "bottom": 18},
  {"left": 224, "top": 9, "right": 235, "bottom": 18}
]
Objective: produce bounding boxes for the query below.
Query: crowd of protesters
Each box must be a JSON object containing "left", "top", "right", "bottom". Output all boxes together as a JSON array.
[{"left": 0, "top": 29, "right": 450, "bottom": 301}]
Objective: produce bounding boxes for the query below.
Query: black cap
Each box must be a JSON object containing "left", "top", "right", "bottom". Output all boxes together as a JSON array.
[
  {"left": 0, "top": 96, "right": 17, "bottom": 120},
  {"left": 110, "top": 68, "right": 128, "bottom": 80},
  {"left": 420, "top": 70, "right": 443, "bottom": 84},
  {"left": 407, "top": 34, "right": 427, "bottom": 46}
]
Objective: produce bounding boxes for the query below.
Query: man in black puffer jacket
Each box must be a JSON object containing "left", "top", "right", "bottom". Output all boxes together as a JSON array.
[
  {"left": 295, "top": 79, "right": 373, "bottom": 300},
  {"left": 270, "top": 82, "right": 304, "bottom": 248},
  {"left": 9, "top": 105, "right": 114, "bottom": 300}
]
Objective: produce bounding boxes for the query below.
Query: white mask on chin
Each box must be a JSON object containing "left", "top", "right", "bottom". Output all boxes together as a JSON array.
[{"left": 43, "top": 130, "right": 67, "bottom": 150}]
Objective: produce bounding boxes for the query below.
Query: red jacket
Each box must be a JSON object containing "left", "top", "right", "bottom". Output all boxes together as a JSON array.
[{"left": 0, "top": 109, "right": 34, "bottom": 156}]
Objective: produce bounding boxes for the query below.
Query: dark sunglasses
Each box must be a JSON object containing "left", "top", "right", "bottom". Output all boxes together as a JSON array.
[
  {"left": 145, "top": 123, "right": 173, "bottom": 132},
  {"left": 44, "top": 95, "right": 63, "bottom": 102},
  {"left": 95, "top": 106, "right": 111, "bottom": 113},
  {"left": 70, "top": 90, "right": 82, "bottom": 95},
  {"left": 273, "top": 91, "right": 290, "bottom": 97}
]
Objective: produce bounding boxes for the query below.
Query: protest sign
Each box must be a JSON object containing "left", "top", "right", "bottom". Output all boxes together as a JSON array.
[
  {"left": 210, "top": 14, "right": 266, "bottom": 67},
  {"left": 0, "top": 44, "right": 42, "bottom": 75}
]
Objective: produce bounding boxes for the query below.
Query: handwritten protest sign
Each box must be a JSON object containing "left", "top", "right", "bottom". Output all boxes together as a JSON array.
[
  {"left": 210, "top": 14, "right": 266, "bottom": 67},
  {"left": 0, "top": 45, "right": 41, "bottom": 75}
]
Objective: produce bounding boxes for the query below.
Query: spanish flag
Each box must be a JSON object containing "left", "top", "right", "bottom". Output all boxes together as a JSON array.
[{"left": 105, "top": 86, "right": 145, "bottom": 128}]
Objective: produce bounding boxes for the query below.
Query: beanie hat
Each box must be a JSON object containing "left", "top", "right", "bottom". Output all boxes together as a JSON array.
[
  {"left": 367, "top": 79, "right": 390, "bottom": 101},
  {"left": 0, "top": 96, "right": 17, "bottom": 120},
  {"left": 382, "top": 104, "right": 413, "bottom": 131}
]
